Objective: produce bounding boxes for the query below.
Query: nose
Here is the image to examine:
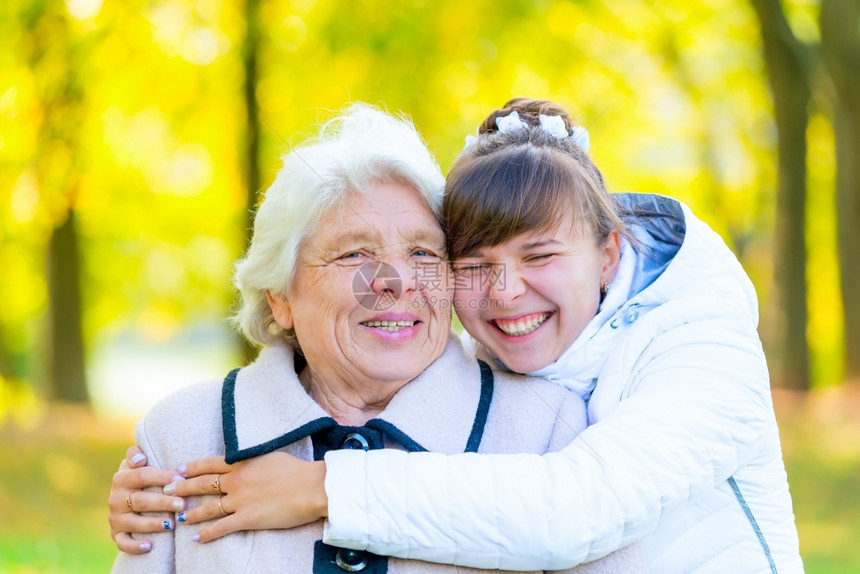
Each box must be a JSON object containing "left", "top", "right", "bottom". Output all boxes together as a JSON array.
[
  {"left": 368, "top": 261, "right": 405, "bottom": 297},
  {"left": 487, "top": 263, "right": 525, "bottom": 307}
]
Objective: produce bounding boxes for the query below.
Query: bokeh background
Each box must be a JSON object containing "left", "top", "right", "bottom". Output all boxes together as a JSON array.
[{"left": 1, "top": 0, "right": 859, "bottom": 572}]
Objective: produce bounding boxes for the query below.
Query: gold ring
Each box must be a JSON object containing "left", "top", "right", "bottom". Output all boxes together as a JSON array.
[
  {"left": 212, "top": 474, "right": 224, "bottom": 494},
  {"left": 126, "top": 494, "right": 134, "bottom": 511},
  {"left": 217, "top": 497, "right": 228, "bottom": 516}
]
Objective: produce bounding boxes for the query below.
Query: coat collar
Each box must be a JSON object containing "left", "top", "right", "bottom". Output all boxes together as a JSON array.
[{"left": 223, "top": 335, "right": 490, "bottom": 463}]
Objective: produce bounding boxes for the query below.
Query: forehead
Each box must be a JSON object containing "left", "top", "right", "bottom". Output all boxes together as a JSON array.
[{"left": 309, "top": 182, "right": 443, "bottom": 247}]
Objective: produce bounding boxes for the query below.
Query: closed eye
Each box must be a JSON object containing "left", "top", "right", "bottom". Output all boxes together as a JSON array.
[
  {"left": 525, "top": 253, "right": 554, "bottom": 263},
  {"left": 452, "top": 262, "right": 489, "bottom": 273}
]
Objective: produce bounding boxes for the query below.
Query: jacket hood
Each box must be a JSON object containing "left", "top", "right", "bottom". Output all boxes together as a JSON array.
[{"left": 619, "top": 193, "right": 758, "bottom": 325}]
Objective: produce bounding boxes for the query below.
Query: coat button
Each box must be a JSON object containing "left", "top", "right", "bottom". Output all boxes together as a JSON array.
[
  {"left": 342, "top": 432, "right": 370, "bottom": 451},
  {"left": 335, "top": 549, "right": 369, "bottom": 571},
  {"left": 625, "top": 308, "right": 639, "bottom": 323}
]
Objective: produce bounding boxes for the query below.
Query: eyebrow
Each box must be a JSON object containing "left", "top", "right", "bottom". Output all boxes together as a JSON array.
[
  {"left": 459, "top": 238, "right": 563, "bottom": 258},
  {"left": 407, "top": 228, "right": 446, "bottom": 244},
  {"left": 326, "top": 230, "right": 380, "bottom": 248},
  {"left": 519, "top": 238, "right": 564, "bottom": 250}
]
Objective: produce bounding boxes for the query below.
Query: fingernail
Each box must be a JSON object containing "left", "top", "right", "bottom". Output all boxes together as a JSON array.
[
  {"left": 192, "top": 534, "right": 200, "bottom": 543},
  {"left": 177, "top": 512, "right": 186, "bottom": 523},
  {"left": 176, "top": 463, "right": 187, "bottom": 475},
  {"left": 131, "top": 453, "right": 147, "bottom": 465},
  {"left": 162, "top": 520, "right": 173, "bottom": 531},
  {"left": 173, "top": 499, "right": 185, "bottom": 512},
  {"left": 140, "top": 542, "right": 152, "bottom": 552},
  {"left": 172, "top": 475, "right": 186, "bottom": 482},
  {"left": 163, "top": 483, "right": 176, "bottom": 495}
]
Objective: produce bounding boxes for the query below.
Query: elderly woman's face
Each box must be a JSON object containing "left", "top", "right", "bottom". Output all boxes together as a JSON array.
[{"left": 270, "top": 182, "right": 452, "bottom": 387}]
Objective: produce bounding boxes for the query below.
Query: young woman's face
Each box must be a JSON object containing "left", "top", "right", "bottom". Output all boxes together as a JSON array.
[{"left": 452, "top": 221, "right": 620, "bottom": 373}]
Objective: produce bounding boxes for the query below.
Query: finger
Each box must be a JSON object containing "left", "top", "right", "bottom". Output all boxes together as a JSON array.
[
  {"left": 179, "top": 493, "right": 234, "bottom": 525},
  {"left": 110, "top": 511, "right": 177, "bottom": 535},
  {"left": 175, "top": 499, "right": 218, "bottom": 525},
  {"left": 118, "top": 490, "right": 186, "bottom": 514},
  {"left": 170, "top": 473, "right": 224, "bottom": 497},
  {"left": 194, "top": 514, "right": 243, "bottom": 543},
  {"left": 183, "top": 456, "right": 231, "bottom": 478},
  {"left": 113, "top": 532, "right": 153, "bottom": 554},
  {"left": 113, "top": 467, "right": 184, "bottom": 492},
  {"left": 126, "top": 445, "right": 148, "bottom": 467},
  {"left": 108, "top": 471, "right": 186, "bottom": 517}
]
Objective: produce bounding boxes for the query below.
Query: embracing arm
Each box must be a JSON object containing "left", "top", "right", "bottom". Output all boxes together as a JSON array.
[{"left": 322, "top": 313, "right": 775, "bottom": 569}]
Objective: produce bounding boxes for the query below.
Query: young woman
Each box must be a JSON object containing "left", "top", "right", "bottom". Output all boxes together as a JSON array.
[{"left": 109, "top": 98, "right": 802, "bottom": 572}]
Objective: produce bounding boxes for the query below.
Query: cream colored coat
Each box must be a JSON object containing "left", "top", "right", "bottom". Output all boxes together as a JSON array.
[{"left": 111, "top": 336, "right": 644, "bottom": 573}]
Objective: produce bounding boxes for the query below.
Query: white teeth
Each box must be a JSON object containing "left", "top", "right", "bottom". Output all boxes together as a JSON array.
[
  {"left": 362, "top": 320, "right": 416, "bottom": 331},
  {"left": 495, "top": 314, "right": 550, "bottom": 336}
]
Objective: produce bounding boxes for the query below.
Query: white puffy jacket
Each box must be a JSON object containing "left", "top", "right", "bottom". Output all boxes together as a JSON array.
[{"left": 322, "top": 194, "right": 803, "bottom": 573}]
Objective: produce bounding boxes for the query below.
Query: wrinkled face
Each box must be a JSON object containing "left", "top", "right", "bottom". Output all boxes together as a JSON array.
[
  {"left": 268, "top": 182, "right": 452, "bottom": 391},
  {"left": 452, "top": 220, "right": 619, "bottom": 374}
]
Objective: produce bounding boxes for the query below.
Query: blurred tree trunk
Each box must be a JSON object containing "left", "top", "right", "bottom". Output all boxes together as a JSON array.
[
  {"left": 240, "top": 0, "right": 262, "bottom": 364},
  {"left": 25, "top": 2, "right": 90, "bottom": 402},
  {"left": 48, "top": 207, "right": 88, "bottom": 402},
  {"left": 821, "top": 0, "right": 860, "bottom": 382},
  {"left": 0, "top": 322, "right": 14, "bottom": 384},
  {"left": 750, "top": 0, "right": 811, "bottom": 390}
]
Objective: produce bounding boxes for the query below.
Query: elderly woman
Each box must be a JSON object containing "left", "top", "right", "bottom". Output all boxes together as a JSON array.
[{"left": 110, "top": 104, "right": 644, "bottom": 573}]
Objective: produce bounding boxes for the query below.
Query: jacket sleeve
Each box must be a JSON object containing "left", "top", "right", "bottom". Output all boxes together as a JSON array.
[
  {"left": 111, "top": 417, "right": 176, "bottom": 574},
  {"left": 323, "top": 307, "right": 775, "bottom": 570}
]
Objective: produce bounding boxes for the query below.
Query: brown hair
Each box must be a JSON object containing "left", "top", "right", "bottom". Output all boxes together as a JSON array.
[{"left": 443, "top": 97, "right": 629, "bottom": 260}]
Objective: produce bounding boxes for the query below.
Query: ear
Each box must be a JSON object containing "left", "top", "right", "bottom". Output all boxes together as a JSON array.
[
  {"left": 266, "top": 290, "right": 294, "bottom": 330},
  {"left": 600, "top": 231, "right": 621, "bottom": 285}
]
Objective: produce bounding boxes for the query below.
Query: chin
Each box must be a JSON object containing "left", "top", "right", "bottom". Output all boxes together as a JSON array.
[
  {"left": 495, "top": 354, "right": 546, "bottom": 375},
  {"left": 362, "top": 358, "right": 427, "bottom": 383}
]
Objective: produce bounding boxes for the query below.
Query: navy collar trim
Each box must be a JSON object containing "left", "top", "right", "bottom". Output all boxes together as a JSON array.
[{"left": 222, "top": 359, "right": 494, "bottom": 463}]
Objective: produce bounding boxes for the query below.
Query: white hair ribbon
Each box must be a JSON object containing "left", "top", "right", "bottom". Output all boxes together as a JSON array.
[
  {"left": 538, "top": 114, "right": 568, "bottom": 138},
  {"left": 496, "top": 110, "right": 528, "bottom": 132},
  {"left": 462, "top": 110, "right": 591, "bottom": 153},
  {"left": 570, "top": 125, "right": 590, "bottom": 152}
]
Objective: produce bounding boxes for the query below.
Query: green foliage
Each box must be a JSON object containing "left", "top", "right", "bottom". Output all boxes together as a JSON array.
[{"left": 0, "top": 0, "right": 844, "bottom": 396}]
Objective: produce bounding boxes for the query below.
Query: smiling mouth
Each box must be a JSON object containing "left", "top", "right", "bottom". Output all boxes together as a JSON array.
[
  {"left": 361, "top": 320, "right": 417, "bottom": 332},
  {"left": 493, "top": 313, "right": 551, "bottom": 337}
]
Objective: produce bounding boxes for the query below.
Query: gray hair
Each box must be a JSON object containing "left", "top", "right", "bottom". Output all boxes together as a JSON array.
[{"left": 233, "top": 103, "right": 445, "bottom": 348}]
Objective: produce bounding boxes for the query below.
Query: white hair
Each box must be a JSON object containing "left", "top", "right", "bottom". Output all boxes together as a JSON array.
[{"left": 233, "top": 103, "right": 445, "bottom": 348}]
